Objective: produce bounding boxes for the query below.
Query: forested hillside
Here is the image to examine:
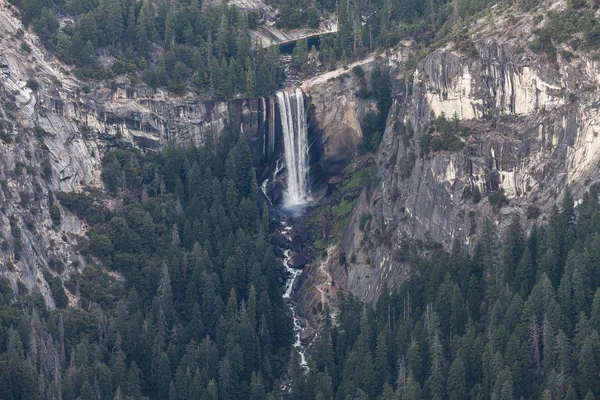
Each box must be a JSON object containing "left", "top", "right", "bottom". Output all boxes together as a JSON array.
[
  {"left": 0, "top": 127, "right": 294, "bottom": 399},
  {"left": 5, "top": 0, "right": 600, "bottom": 397},
  {"left": 291, "top": 188, "right": 600, "bottom": 399},
  {"left": 7, "top": 0, "right": 504, "bottom": 97}
]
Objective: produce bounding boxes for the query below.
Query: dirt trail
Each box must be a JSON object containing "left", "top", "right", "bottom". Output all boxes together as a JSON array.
[
  {"left": 315, "top": 244, "right": 337, "bottom": 321},
  {"left": 300, "top": 55, "right": 377, "bottom": 90}
]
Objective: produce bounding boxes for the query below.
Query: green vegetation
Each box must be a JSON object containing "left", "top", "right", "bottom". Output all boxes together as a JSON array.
[
  {"left": 360, "top": 67, "right": 392, "bottom": 154},
  {"left": 25, "top": 78, "right": 39, "bottom": 90},
  {"left": 49, "top": 203, "right": 61, "bottom": 226},
  {"left": 399, "top": 151, "right": 417, "bottom": 179},
  {"left": 527, "top": 204, "right": 541, "bottom": 220},
  {"left": 332, "top": 198, "right": 357, "bottom": 217},
  {"left": 531, "top": 2, "right": 600, "bottom": 62},
  {"left": 12, "top": 0, "right": 283, "bottom": 97},
  {"left": 0, "top": 125, "right": 293, "bottom": 399},
  {"left": 13, "top": 0, "right": 526, "bottom": 98},
  {"left": 309, "top": 162, "right": 374, "bottom": 250},
  {"left": 291, "top": 187, "right": 600, "bottom": 399},
  {"left": 489, "top": 187, "right": 508, "bottom": 210},
  {"left": 420, "top": 113, "right": 466, "bottom": 156}
]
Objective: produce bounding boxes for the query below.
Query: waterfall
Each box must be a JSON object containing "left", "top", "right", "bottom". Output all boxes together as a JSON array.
[{"left": 276, "top": 88, "right": 311, "bottom": 207}]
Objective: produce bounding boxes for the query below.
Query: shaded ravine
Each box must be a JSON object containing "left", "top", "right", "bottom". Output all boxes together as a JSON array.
[
  {"left": 281, "top": 223, "right": 309, "bottom": 370},
  {"left": 274, "top": 87, "right": 313, "bottom": 373}
]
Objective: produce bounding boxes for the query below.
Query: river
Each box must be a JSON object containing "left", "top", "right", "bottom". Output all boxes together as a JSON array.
[{"left": 280, "top": 221, "right": 309, "bottom": 370}]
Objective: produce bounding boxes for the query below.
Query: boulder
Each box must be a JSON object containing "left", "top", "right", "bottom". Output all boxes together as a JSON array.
[
  {"left": 288, "top": 255, "right": 307, "bottom": 269},
  {"left": 271, "top": 232, "right": 288, "bottom": 247},
  {"left": 272, "top": 245, "right": 285, "bottom": 258},
  {"left": 290, "top": 235, "right": 303, "bottom": 253}
]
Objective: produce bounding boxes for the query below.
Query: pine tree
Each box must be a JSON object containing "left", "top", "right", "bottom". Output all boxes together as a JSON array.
[
  {"left": 514, "top": 247, "right": 535, "bottom": 297},
  {"left": 479, "top": 218, "right": 501, "bottom": 287},
  {"left": 250, "top": 371, "right": 267, "bottom": 400},
  {"left": 79, "top": 12, "right": 99, "bottom": 48},
  {"left": 591, "top": 288, "right": 600, "bottom": 332},
  {"left": 374, "top": 326, "right": 392, "bottom": 391},
  {"left": 447, "top": 357, "right": 466, "bottom": 400},
  {"left": 578, "top": 336, "right": 599, "bottom": 395},
  {"left": 403, "top": 373, "right": 422, "bottom": 400},
  {"left": 105, "top": 0, "right": 123, "bottom": 46},
  {"left": 502, "top": 215, "right": 525, "bottom": 285},
  {"left": 165, "top": 8, "right": 175, "bottom": 48},
  {"left": 245, "top": 66, "right": 257, "bottom": 98}
]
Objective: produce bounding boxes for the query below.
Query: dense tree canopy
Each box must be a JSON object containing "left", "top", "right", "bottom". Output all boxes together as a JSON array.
[
  {"left": 0, "top": 126, "right": 294, "bottom": 399},
  {"left": 289, "top": 186, "right": 600, "bottom": 399},
  {"left": 11, "top": 0, "right": 545, "bottom": 97}
]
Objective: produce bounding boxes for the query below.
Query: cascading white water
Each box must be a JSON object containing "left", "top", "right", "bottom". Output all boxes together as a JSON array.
[
  {"left": 276, "top": 89, "right": 311, "bottom": 207},
  {"left": 281, "top": 224, "right": 308, "bottom": 371}
]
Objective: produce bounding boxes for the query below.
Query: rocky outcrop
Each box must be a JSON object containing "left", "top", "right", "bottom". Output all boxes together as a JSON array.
[
  {"left": 252, "top": 20, "right": 338, "bottom": 48},
  {"left": 334, "top": 2, "right": 600, "bottom": 303},
  {"left": 0, "top": 1, "right": 95, "bottom": 307},
  {"left": 0, "top": 0, "right": 282, "bottom": 307},
  {"left": 302, "top": 54, "right": 403, "bottom": 175}
]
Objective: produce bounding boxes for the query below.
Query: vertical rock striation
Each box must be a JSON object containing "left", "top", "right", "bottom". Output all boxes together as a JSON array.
[{"left": 333, "top": 5, "right": 600, "bottom": 303}]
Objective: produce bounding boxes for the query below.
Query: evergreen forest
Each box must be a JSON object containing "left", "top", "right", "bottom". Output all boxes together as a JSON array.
[
  {"left": 8, "top": 0, "right": 508, "bottom": 97},
  {"left": 290, "top": 188, "right": 600, "bottom": 399},
  {"left": 13, "top": 0, "right": 600, "bottom": 98},
  {"left": 0, "top": 127, "right": 296, "bottom": 399},
  {"left": 4, "top": 134, "right": 600, "bottom": 399},
  {"left": 5, "top": 0, "right": 600, "bottom": 398}
]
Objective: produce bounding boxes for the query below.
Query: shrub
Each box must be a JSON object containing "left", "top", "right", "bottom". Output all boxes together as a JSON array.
[
  {"left": 400, "top": 120, "right": 414, "bottom": 147},
  {"left": 48, "top": 257, "right": 65, "bottom": 273},
  {"left": 352, "top": 65, "right": 365, "bottom": 78},
  {"left": 359, "top": 213, "right": 371, "bottom": 231},
  {"left": 526, "top": 205, "right": 541, "bottom": 219},
  {"left": 34, "top": 124, "right": 47, "bottom": 139},
  {"left": 472, "top": 186, "right": 481, "bottom": 204},
  {"left": 9, "top": 217, "right": 23, "bottom": 260},
  {"left": 44, "top": 272, "right": 68, "bottom": 308},
  {"left": 56, "top": 192, "right": 108, "bottom": 224},
  {"left": 390, "top": 187, "right": 400, "bottom": 203},
  {"left": 89, "top": 231, "right": 113, "bottom": 260},
  {"left": 26, "top": 78, "right": 39, "bottom": 90},
  {"left": 50, "top": 204, "right": 61, "bottom": 226},
  {"left": 399, "top": 152, "right": 416, "bottom": 179},
  {"left": 20, "top": 42, "right": 31, "bottom": 53},
  {"left": 489, "top": 188, "right": 508, "bottom": 210}
]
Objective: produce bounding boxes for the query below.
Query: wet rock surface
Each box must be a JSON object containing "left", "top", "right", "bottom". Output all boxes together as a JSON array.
[{"left": 288, "top": 255, "right": 307, "bottom": 269}]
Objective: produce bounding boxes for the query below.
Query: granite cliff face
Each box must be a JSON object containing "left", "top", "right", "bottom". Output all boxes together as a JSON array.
[
  {"left": 0, "top": 0, "right": 351, "bottom": 307},
  {"left": 4, "top": 0, "right": 597, "bottom": 312},
  {"left": 335, "top": 2, "right": 600, "bottom": 303},
  {"left": 301, "top": 51, "right": 409, "bottom": 175},
  {"left": 0, "top": 0, "right": 282, "bottom": 306},
  {"left": 0, "top": 2, "right": 99, "bottom": 307}
]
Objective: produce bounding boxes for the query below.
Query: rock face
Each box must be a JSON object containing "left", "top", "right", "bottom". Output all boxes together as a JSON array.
[
  {"left": 0, "top": 0, "right": 344, "bottom": 306},
  {"left": 252, "top": 21, "right": 338, "bottom": 48},
  {"left": 4, "top": 0, "right": 596, "bottom": 313},
  {"left": 335, "top": 2, "right": 600, "bottom": 304},
  {"left": 0, "top": 2, "right": 97, "bottom": 307},
  {"left": 0, "top": 0, "right": 285, "bottom": 306},
  {"left": 302, "top": 55, "right": 393, "bottom": 175}
]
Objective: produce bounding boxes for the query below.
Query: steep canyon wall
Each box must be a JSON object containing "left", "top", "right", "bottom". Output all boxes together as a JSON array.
[{"left": 337, "top": 11, "right": 600, "bottom": 303}]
